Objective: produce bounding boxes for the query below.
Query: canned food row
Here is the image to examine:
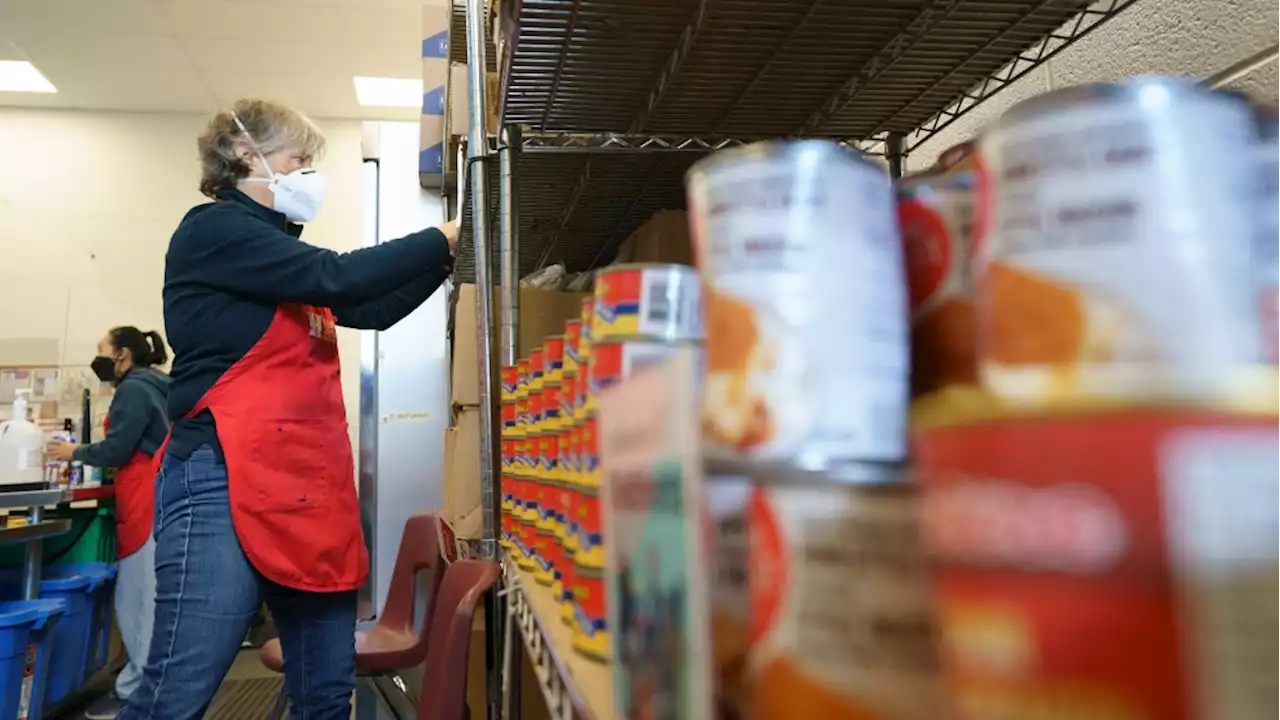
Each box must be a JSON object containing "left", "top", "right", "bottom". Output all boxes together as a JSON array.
[
  {"left": 498, "top": 264, "right": 704, "bottom": 664},
  {"left": 899, "top": 77, "right": 1279, "bottom": 402},
  {"left": 686, "top": 77, "right": 1279, "bottom": 477},
  {"left": 685, "top": 78, "right": 1278, "bottom": 720}
]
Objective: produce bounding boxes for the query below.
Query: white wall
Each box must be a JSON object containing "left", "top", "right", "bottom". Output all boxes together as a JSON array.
[
  {"left": 0, "top": 108, "right": 368, "bottom": 446},
  {"left": 908, "top": 0, "right": 1279, "bottom": 171}
]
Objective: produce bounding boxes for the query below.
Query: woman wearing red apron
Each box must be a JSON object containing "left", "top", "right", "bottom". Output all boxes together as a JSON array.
[
  {"left": 117, "top": 99, "right": 456, "bottom": 720},
  {"left": 46, "top": 327, "right": 170, "bottom": 720}
]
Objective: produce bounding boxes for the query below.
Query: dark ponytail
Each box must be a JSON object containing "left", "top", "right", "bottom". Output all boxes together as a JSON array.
[{"left": 108, "top": 326, "right": 169, "bottom": 368}]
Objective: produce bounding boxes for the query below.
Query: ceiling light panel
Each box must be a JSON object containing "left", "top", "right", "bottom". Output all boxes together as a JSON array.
[
  {"left": 353, "top": 76, "right": 422, "bottom": 108},
  {"left": 0, "top": 61, "right": 56, "bottom": 93}
]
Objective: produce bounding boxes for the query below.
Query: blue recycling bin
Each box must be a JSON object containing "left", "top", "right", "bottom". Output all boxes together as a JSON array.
[
  {"left": 0, "top": 603, "right": 41, "bottom": 720},
  {"left": 44, "top": 563, "right": 116, "bottom": 676},
  {"left": 30, "top": 572, "right": 99, "bottom": 704},
  {"left": 14, "top": 599, "right": 65, "bottom": 720}
]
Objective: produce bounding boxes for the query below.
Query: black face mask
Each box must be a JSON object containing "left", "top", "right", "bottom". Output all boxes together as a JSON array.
[{"left": 91, "top": 356, "right": 118, "bottom": 384}]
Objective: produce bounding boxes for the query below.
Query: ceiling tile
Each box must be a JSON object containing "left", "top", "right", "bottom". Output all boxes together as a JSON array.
[
  {"left": 160, "top": 0, "right": 421, "bottom": 43},
  {"left": 200, "top": 70, "right": 416, "bottom": 120},
  {"left": 182, "top": 36, "right": 419, "bottom": 80},
  {"left": 0, "top": 0, "right": 171, "bottom": 35}
]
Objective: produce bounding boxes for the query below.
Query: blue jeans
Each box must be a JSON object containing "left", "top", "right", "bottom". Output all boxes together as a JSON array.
[{"left": 119, "top": 445, "right": 356, "bottom": 720}]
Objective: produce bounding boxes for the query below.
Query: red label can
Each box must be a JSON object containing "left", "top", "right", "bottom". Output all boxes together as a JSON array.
[
  {"left": 916, "top": 408, "right": 1278, "bottom": 719},
  {"left": 543, "top": 335, "right": 565, "bottom": 385},
  {"left": 500, "top": 366, "right": 519, "bottom": 398},
  {"left": 501, "top": 401, "right": 518, "bottom": 435},
  {"left": 564, "top": 319, "right": 583, "bottom": 377},
  {"left": 543, "top": 383, "right": 563, "bottom": 430},
  {"left": 528, "top": 389, "right": 543, "bottom": 435},
  {"left": 580, "top": 414, "right": 599, "bottom": 490}
]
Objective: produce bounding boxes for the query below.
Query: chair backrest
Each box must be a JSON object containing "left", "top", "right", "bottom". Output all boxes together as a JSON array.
[
  {"left": 379, "top": 513, "right": 448, "bottom": 642},
  {"left": 417, "top": 559, "right": 500, "bottom": 720}
]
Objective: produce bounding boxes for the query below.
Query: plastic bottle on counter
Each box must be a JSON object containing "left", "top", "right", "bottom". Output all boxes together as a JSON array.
[{"left": 0, "top": 390, "right": 45, "bottom": 490}]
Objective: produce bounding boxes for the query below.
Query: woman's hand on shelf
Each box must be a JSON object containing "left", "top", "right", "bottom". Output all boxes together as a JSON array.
[{"left": 439, "top": 218, "right": 459, "bottom": 257}]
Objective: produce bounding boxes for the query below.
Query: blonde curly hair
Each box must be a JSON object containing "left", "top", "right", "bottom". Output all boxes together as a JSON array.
[{"left": 196, "top": 98, "right": 326, "bottom": 199}]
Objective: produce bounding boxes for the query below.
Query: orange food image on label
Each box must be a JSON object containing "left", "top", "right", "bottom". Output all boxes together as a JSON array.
[
  {"left": 983, "top": 260, "right": 1086, "bottom": 366},
  {"left": 756, "top": 658, "right": 883, "bottom": 720},
  {"left": 702, "top": 287, "right": 772, "bottom": 451}
]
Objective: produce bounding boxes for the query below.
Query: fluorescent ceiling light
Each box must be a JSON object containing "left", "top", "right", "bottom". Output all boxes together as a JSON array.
[
  {"left": 353, "top": 76, "right": 422, "bottom": 108},
  {"left": 0, "top": 61, "right": 56, "bottom": 93}
]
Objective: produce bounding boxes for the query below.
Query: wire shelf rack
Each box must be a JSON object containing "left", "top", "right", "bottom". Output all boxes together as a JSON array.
[{"left": 448, "top": 0, "right": 1136, "bottom": 280}]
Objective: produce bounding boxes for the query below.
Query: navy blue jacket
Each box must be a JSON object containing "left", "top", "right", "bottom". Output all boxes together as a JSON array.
[
  {"left": 164, "top": 189, "right": 451, "bottom": 461},
  {"left": 72, "top": 366, "right": 171, "bottom": 468}
]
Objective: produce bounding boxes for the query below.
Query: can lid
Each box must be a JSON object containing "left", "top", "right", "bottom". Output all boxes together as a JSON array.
[
  {"left": 686, "top": 139, "right": 878, "bottom": 184},
  {"left": 1000, "top": 75, "right": 1211, "bottom": 126}
]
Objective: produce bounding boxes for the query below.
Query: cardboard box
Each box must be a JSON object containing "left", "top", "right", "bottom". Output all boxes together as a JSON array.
[
  {"left": 451, "top": 284, "right": 590, "bottom": 406},
  {"left": 420, "top": 6, "right": 449, "bottom": 185},
  {"left": 614, "top": 210, "right": 694, "bottom": 266},
  {"left": 443, "top": 407, "right": 484, "bottom": 539},
  {"left": 448, "top": 64, "right": 503, "bottom": 136}
]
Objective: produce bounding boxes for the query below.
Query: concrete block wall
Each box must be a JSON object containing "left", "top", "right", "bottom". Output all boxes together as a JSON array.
[{"left": 908, "top": 0, "right": 1279, "bottom": 172}]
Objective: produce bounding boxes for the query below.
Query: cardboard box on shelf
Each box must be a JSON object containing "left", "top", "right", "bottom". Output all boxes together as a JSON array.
[
  {"left": 443, "top": 407, "right": 483, "bottom": 540},
  {"left": 448, "top": 65, "right": 503, "bottom": 137},
  {"left": 451, "top": 284, "right": 590, "bottom": 406},
  {"left": 420, "top": 5, "right": 449, "bottom": 185},
  {"left": 613, "top": 209, "right": 693, "bottom": 266}
]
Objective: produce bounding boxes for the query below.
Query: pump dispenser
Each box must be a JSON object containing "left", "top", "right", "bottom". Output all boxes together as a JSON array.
[{"left": 0, "top": 389, "right": 45, "bottom": 489}]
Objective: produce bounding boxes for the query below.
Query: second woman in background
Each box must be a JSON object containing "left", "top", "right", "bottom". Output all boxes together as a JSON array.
[{"left": 47, "top": 327, "right": 171, "bottom": 720}]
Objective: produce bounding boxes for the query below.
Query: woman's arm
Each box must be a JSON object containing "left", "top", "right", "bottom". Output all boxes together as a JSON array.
[
  {"left": 172, "top": 206, "right": 454, "bottom": 307},
  {"left": 72, "top": 384, "right": 150, "bottom": 468},
  {"left": 333, "top": 265, "right": 452, "bottom": 331}
]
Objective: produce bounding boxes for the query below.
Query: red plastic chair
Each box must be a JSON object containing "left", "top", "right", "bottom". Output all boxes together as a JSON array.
[
  {"left": 261, "top": 513, "right": 449, "bottom": 716},
  {"left": 417, "top": 559, "right": 500, "bottom": 720}
]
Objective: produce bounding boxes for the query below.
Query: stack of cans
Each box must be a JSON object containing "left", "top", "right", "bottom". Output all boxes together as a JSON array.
[{"left": 572, "top": 263, "right": 704, "bottom": 663}]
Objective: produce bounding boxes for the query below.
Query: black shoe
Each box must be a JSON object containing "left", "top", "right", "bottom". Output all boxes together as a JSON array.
[{"left": 84, "top": 693, "right": 123, "bottom": 720}]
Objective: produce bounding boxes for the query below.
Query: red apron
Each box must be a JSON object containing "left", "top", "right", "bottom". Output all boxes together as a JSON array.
[
  {"left": 155, "top": 304, "right": 368, "bottom": 592},
  {"left": 103, "top": 415, "right": 155, "bottom": 561}
]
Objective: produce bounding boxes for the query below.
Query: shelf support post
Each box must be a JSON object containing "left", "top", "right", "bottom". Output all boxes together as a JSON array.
[
  {"left": 886, "top": 132, "right": 906, "bottom": 179},
  {"left": 464, "top": 1, "right": 503, "bottom": 719},
  {"left": 499, "top": 124, "right": 521, "bottom": 366}
]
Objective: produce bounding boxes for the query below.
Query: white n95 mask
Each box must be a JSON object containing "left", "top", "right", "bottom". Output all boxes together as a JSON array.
[
  {"left": 232, "top": 112, "right": 327, "bottom": 223},
  {"left": 243, "top": 168, "right": 327, "bottom": 223}
]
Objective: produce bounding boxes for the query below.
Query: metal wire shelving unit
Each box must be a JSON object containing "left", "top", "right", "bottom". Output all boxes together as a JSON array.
[
  {"left": 451, "top": 0, "right": 1137, "bottom": 281},
  {"left": 448, "top": 0, "right": 1141, "bottom": 718}
]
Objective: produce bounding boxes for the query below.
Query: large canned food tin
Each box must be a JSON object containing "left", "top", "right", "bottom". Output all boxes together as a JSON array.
[
  {"left": 687, "top": 140, "right": 909, "bottom": 466},
  {"left": 749, "top": 465, "right": 942, "bottom": 720},
  {"left": 977, "top": 78, "right": 1262, "bottom": 402},
  {"left": 1254, "top": 107, "right": 1278, "bottom": 364},
  {"left": 916, "top": 406, "right": 1278, "bottom": 719},
  {"left": 705, "top": 466, "right": 753, "bottom": 716},
  {"left": 898, "top": 170, "right": 978, "bottom": 396},
  {"left": 592, "top": 263, "right": 703, "bottom": 342}
]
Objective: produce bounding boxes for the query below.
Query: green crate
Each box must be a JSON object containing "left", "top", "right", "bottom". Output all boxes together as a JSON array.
[{"left": 0, "top": 507, "right": 116, "bottom": 569}]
